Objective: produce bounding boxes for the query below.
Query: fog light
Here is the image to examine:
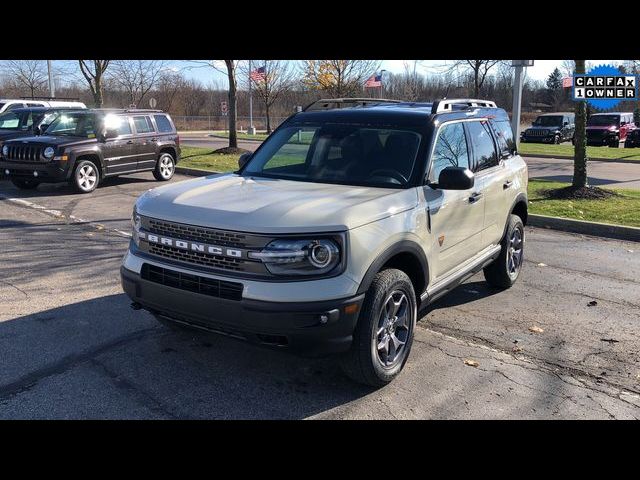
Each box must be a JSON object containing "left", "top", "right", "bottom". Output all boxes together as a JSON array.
[
  {"left": 319, "top": 314, "right": 329, "bottom": 324},
  {"left": 4, "top": 169, "right": 9, "bottom": 175},
  {"left": 33, "top": 171, "right": 38, "bottom": 177}
]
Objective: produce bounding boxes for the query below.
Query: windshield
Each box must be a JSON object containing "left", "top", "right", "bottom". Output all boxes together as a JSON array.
[
  {"left": 588, "top": 115, "right": 619, "bottom": 127},
  {"left": 0, "top": 110, "right": 36, "bottom": 131},
  {"left": 242, "top": 124, "right": 422, "bottom": 188},
  {"left": 533, "top": 116, "right": 563, "bottom": 127},
  {"left": 44, "top": 112, "right": 98, "bottom": 138}
]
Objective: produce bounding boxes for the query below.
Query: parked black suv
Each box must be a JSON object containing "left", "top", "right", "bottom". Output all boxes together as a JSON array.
[
  {"left": 0, "top": 109, "right": 180, "bottom": 193},
  {"left": 0, "top": 107, "right": 75, "bottom": 142},
  {"left": 520, "top": 112, "right": 575, "bottom": 144}
]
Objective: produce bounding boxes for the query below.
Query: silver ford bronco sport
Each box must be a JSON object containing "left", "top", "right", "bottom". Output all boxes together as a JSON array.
[{"left": 121, "top": 98, "right": 528, "bottom": 386}]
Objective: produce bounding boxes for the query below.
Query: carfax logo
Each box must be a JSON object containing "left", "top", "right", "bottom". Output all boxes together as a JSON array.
[{"left": 573, "top": 64, "right": 638, "bottom": 109}]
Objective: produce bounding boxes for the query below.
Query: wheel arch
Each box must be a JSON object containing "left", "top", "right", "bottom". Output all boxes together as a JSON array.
[
  {"left": 356, "top": 240, "right": 429, "bottom": 301},
  {"left": 67, "top": 151, "right": 104, "bottom": 179}
]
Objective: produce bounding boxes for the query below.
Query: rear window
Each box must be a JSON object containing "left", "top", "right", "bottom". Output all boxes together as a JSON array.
[
  {"left": 154, "top": 114, "right": 174, "bottom": 133},
  {"left": 490, "top": 119, "right": 516, "bottom": 158}
]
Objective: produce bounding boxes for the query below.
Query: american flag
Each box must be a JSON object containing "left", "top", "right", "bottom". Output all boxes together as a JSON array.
[
  {"left": 364, "top": 73, "right": 382, "bottom": 88},
  {"left": 250, "top": 66, "right": 266, "bottom": 83},
  {"left": 562, "top": 76, "right": 573, "bottom": 88}
]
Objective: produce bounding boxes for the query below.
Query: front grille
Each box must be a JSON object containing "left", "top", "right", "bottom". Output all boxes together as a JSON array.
[
  {"left": 148, "top": 218, "right": 248, "bottom": 248},
  {"left": 141, "top": 264, "right": 243, "bottom": 301},
  {"left": 148, "top": 243, "right": 245, "bottom": 271},
  {"left": 526, "top": 130, "right": 548, "bottom": 137},
  {"left": 5, "top": 145, "right": 44, "bottom": 162}
]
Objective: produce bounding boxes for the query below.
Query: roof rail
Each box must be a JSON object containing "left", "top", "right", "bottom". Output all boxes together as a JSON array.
[
  {"left": 303, "top": 98, "right": 402, "bottom": 112},
  {"left": 431, "top": 98, "right": 497, "bottom": 114},
  {"left": 20, "top": 96, "right": 82, "bottom": 101}
]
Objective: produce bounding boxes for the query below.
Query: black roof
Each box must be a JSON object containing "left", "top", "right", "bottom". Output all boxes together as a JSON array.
[{"left": 291, "top": 101, "right": 509, "bottom": 126}]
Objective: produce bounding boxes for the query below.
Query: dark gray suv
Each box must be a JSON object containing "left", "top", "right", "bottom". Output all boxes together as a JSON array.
[
  {"left": 521, "top": 112, "right": 575, "bottom": 144},
  {"left": 0, "top": 109, "right": 180, "bottom": 193}
]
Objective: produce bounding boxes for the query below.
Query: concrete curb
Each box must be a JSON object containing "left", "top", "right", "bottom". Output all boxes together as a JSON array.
[
  {"left": 208, "top": 134, "right": 264, "bottom": 142},
  {"left": 528, "top": 214, "right": 640, "bottom": 242},
  {"left": 175, "top": 166, "right": 220, "bottom": 177},
  {"left": 521, "top": 153, "right": 640, "bottom": 164}
]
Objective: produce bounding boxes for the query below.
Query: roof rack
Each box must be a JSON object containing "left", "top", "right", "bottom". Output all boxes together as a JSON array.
[
  {"left": 20, "top": 96, "right": 82, "bottom": 101},
  {"left": 303, "top": 98, "right": 402, "bottom": 112},
  {"left": 92, "top": 108, "right": 163, "bottom": 113},
  {"left": 431, "top": 98, "right": 497, "bottom": 114}
]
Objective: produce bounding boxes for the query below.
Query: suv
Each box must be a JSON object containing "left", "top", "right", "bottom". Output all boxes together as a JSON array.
[
  {"left": 0, "top": 107, "right": 76, "bottom": 142},
  {"left": 0, "top": 98, "right": 86, "bottom": 114},
  {"left": 520, "top": 112, "right": 575, "bottom": 144},
  {"left": 121, "top": 98, "right": 528, "bottom": 386},
  {"left": 586, "top": 112, "right": 635, "bottom": 147},
  {"left": 0, "top": 109, "right": 180, "bottom": 193}
]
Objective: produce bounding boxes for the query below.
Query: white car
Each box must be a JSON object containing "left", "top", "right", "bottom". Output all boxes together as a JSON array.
[{"left": 0, "top": 98, "right": 86, "bottom": 114}]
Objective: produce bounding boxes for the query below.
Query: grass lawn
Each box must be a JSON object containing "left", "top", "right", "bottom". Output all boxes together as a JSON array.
[
  {"left": 519, "top": 142, "right": 640, "bottom": 161},
  {"left": 179, "top": 146, "right": 239, "bottom": 172},
  {"left": 528, "top": 179, "right": 640, "bottom": 227}
]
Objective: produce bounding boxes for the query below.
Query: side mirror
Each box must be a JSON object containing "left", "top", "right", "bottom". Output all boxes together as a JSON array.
[
  {"left": 100, "top": 128, "right": 118, "bottom": 142},
  {"left": 36, "top": 124, "right": 49, "bottom": 135},
  {"left": 621, "top": 121, "right": 627, "bottom": 126},
  {"left": 563, "top": 121, "right": 569, "bottom": 126},
  {"left": 238, "top": 152, "right": 252, "bottom": 169},
  {"left": 437, "top": 167, "right": 475, "bottom": 190}
]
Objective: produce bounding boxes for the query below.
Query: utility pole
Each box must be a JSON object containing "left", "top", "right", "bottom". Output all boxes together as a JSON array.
[
  {"left": 511, "top": 60, "right": 534, "bottom": 149},
  {"left": 47, "top": 60, "right": 55, "bottom": 98},
  {"left": 248, "top": 60, "right": 255, "bottom": 135}
]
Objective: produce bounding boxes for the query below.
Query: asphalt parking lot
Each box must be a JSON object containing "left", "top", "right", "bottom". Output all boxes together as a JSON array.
[{"left": 1, "top": 173, "right": 640, "bottom": 419}]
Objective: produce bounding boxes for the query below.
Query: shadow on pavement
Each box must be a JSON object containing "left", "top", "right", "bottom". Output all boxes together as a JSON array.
[{"left": 0, "top": 294, "right": 373, "bottom": 419}]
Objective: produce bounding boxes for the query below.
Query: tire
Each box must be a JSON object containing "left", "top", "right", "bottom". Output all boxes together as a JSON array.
[
  {"left": 609, "top": 137, "right": 620, "bottom": 148},
  {"left": 72, "top": 160, "right": 100, "bottom": 193},
  {"left": 340, "top": 268, "right": 417, "bottom": 387},
  {"left": 625, "top": 141, "right": 635, "bottom": 148},
  {"left": 571, "top": 137, "right": 575, "bottom": 146},
  {"left": 483, "top": 214, "right": 525, "bottom": 289},
  {"left": 153, "top": 153, "right": 175, "bottom": 181},
  {"left": 11, "top": 178, "right": 40, "bottom": 189},
  {"left": 554, "top": 134, "right": 561, "bottom": 144}
]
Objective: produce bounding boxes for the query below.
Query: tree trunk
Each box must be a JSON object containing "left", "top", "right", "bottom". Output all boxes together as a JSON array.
[
  {"left": 225, "top": 60, "right": 238, "bottom": 149},
  {"left": 473, "top": 63, "right": 480, "bottom": 97},
  {"left": 265, "top": 100, "right": 271, "bottom": 134},
  {"left": 573, "top": 60, "right": 588, "bottom": 188}
]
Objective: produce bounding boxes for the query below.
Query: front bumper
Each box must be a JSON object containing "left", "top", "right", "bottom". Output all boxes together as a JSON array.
[
  {"left": 521, "top": 134, "right": 556, "bottom": 143},
  {"left": 121, "top": 257, "right": 365, "bottom": 357},
  {"left": 586, "top": 131, "right": 617, "bottom": 145},
  {"left": 0, "top": 159, "right": 70, "bottom": 182}
]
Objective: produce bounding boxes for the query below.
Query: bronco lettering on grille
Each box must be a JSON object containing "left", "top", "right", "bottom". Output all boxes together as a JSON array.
[{"left": 140, "top": 232, "right": 243, "bottom": 258}]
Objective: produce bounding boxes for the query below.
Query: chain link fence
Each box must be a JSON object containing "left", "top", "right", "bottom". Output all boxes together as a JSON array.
[{"left": 173, "top": 116, "right": 290, "bottom": 132}]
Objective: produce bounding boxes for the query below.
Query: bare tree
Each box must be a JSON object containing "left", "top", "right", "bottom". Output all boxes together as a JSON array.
[
  {"left": 109, "top": 60, "right": 167, "bottom": 107},
  {"left": 242, "top": 60, "right": 296, "bottom": 133},
  {"left": 78, "top": 60, "right": 110, "bottom": 107},
  {"left": 448, "top": 60, "right": 503, "bottom": 97},
  {"left": 301, "top": 60, "right": 380, "bottom": 97},
  {"left": 2, "top": 60, "right": 48, "bottom": 97}
]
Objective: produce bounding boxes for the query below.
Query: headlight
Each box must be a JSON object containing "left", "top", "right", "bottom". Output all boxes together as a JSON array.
[
  {"left": 2, "top": 145, "right": 7, "bottom": 156},
  {"left": 43, "top": 147, "right": 55, "bottom": 159},
  {"left": 249, "top": 238, "right": 341, "bottom": 276},
  {"left": 131, "top": 208, "right": 141, "bottom": 246}
]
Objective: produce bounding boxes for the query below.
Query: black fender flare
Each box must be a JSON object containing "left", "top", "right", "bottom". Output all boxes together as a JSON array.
[
  {"left": 66, "top": 149, "right": 105, "bottom": 180},
  {"left": 356, "top": 240, "right": 429, "bottom": 296},
  {"left": 502, "top": 192, "right": 528, "bottom": 238}
]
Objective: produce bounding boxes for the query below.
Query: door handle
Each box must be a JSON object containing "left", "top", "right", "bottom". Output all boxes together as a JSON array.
[
  {"left": 151, "top": 137, "right": 158, "bottom": 142},
  {"left": 503, "top": 180, "right": 513, "bottom": 189},
  {"left": 126, "top": 140, "right": 134, "bottom": 145},
  {"left": 468, "top": 192, "right": 483, "bottom": 204}
]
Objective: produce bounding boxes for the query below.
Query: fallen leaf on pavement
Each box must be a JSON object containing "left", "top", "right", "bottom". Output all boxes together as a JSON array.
[
  {"left": 537, "top": 263, "right": 547, "bottom": 267},
  {"left": 529, "top": 325, "right": 544, "bottom": 334},
  {"left": 587, "top": 300, "right": 598, "bottom": 307},
  {"left": 512, "top": 346, "right": 523, "bottom": 353},
  {"left": 95, "top": 224, "right": 105, "bottom": 230},
  {"left": 627, "top": 249, "right": 634, "bottom": 253},
  {"left": 464, "top": 359, "right": 479, "bottom": 367}
]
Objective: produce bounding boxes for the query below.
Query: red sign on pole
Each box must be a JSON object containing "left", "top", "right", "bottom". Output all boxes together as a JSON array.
[{"left": 221, "top": 101, "right": 228, "bottom": 115}]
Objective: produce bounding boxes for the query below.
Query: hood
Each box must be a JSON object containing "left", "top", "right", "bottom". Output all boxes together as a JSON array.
[
  {"left": 0, "top": 130, "right": 31, "bottom": 141},
  {"left": 527, "top": 125, "right": 560, "bottom": 131},
  {"left": 586, "top": 125, "right": 616, "bottom": 131},
  {"left": 136, "top": 174, "right": 419, "bottom": 233},
  {"left": 3, "top": 135, "right": 95, "bottom": 147}
]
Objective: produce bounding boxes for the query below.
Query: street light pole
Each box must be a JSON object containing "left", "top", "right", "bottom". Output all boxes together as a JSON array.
[
  {"left": 47, "top": 60, "right": 55, "bottom": 98},
  {"left": 248, "top": 60, "right": 255, "bottom": 135},
  {"left": 511, "top": 60, "right": 534, "bottom": 149}
]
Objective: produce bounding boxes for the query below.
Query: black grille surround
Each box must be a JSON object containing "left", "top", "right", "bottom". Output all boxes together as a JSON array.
[
  {"left": 4, "top": 145, "right": 45, "bottom": 162},
  {"left": 141, "top": 263, "right": 243, "bottom": 301}
]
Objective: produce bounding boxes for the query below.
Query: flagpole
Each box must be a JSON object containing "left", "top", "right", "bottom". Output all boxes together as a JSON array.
[{"left": 248, "top": 60, "right": 255, "bottom": 135}]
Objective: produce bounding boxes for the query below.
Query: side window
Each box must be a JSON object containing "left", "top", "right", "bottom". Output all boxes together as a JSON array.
[
  {"left": 490, "top": 119, "right": 515, "bottom": 159},
  {"left": 467, "top": 120, "right": 498, "bottom": 171},
  {"left": 133, "top": 116, "right": 154, "bottom": 134},
  {"left": 116, "top": 117, "right": 133, "bottom": 135},
  {"left": 429, "top": 122, "right": 469, "bottom": 182},
  {"left": 154, "top": 114, "right": 174, "bottom": 133},
  {"left": 7, "top": 103, "right": 25, "bottom": 110}
]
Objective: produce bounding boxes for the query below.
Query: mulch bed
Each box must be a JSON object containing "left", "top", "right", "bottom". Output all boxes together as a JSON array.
[
  {"left": 212, "top": 147, "right": 251, "bottom": 155},
  {"left": 540, "top": 185, "right": 619, "bottom": 200}
]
